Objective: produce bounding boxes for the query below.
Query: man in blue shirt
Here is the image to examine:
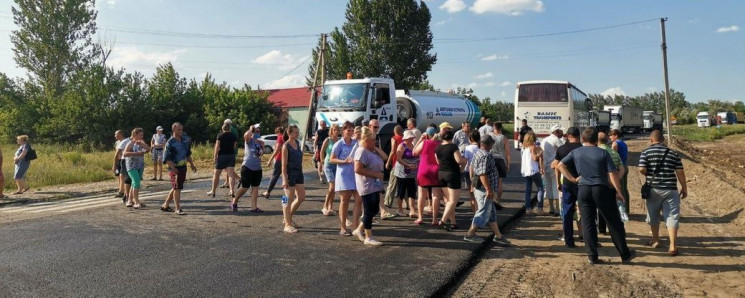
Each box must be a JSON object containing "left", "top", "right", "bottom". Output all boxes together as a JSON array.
[
  {"left": 160, "top": 122, "right": 197, "bottom": 215},
  {"left": 558, "top": 127, "right": 634, "bottom": 264}
]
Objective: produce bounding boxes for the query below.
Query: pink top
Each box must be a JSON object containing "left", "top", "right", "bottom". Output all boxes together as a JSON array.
[{"left": 417, "top": 140, "right": 440, "bottom": 187}]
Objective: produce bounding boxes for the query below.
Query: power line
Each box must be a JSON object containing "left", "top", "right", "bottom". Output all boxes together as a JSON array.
[
  {"left": 114, "top": 41, "right": 316, "bottom": 49},
  {"left": 263, "top": 55, "right": 312, "bottom": 88},
  {"left": 100, "top": 26, "right": 320, "bottom": 39},
  {"left": 438, "top": 44, "right": 657, "bottom": 64}
]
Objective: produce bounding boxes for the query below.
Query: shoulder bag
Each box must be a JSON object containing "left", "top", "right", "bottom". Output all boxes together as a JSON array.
[{"left": 641, "top": 148, "right": 669, "bottom": 199}]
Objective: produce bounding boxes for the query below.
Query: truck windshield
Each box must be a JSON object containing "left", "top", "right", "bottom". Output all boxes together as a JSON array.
[
  {"left": 643, "top": 115, "right": 654, "bottom": 120},
  {"left": 320, "top": 83, "right": 368, "bottom": 109},
  {"left": 611, "top": 114, "right": 620, "bottom": 121},
  {"left": 697, "top": 115, "right": 708, "bottom": 120}
]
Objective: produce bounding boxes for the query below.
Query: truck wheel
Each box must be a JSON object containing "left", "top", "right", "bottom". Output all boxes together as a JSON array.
[{"left": 396, "top": 98, "right": 415, "bottom": 127}]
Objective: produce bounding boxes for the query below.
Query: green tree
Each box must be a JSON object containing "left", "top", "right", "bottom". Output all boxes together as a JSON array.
[
  {"left": 308, "top": 0, "right": 437, "bottom": 89},
  {"left": 11, "top": 0, "right": 99, "bottom": 97}
]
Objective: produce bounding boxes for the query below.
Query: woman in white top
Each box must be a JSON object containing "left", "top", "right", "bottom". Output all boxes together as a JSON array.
[
  {"left": 150, "top": 126, "right": 167, "bottom": 180},
  {"left": 521, "top": 131, "right": 545, "bottom": 214}
]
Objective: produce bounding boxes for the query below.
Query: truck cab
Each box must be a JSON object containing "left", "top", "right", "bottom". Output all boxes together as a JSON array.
[{"left": 697, "top": 112, "right": 711, "bottom": 128}]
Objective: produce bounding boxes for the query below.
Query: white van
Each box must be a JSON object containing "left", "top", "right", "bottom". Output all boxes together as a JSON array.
[{"left": 697, "top": 112, "right": 711, "bottom": 128}]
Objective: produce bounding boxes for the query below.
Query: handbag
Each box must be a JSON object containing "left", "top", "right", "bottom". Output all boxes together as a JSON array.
[
  {"left": 641, "top": 148, "right": 669, "bottom": 199},
  {"left": 25, "top": 145, "right": 38, "bottom": 161}
]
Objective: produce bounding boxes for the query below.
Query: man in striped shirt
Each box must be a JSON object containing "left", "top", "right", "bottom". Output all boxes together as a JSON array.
[{"left": 638, "top": 130, "right": 687, "bottom": 256}]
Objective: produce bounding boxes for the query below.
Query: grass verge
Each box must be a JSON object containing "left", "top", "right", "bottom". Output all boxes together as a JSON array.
[{"left": 673, "top": 123, "right": 745, "bottom": 142}]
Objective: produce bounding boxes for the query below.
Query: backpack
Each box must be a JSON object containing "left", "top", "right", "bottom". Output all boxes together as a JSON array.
[{"left": 25, "top": 145, "right": 38, "bottom": 161}]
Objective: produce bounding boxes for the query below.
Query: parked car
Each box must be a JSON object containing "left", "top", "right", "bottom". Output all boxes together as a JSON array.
[{"left": 258, "top": 134, "right": 314, "bottom": 154}]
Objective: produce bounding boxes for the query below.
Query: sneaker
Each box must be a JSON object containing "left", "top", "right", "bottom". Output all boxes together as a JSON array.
[
  {"left": 364, "top": 238, "right": 383, "bottom": 246},
  {"left": 493, "top": 236, "right": 511, "bottom": 247},
  {"left": 230, "top": 204, "right": 238, "bottom": 212},
  {"left": 622, "top": 250, "right": 637, "bottom": 264},
  {"left": 352, "top": 230, "right": 365, "bottom": 242},
  {"left": 557, "top": 233, "right": 565, "bottom": 241},
  {"left": 175, "top": 209, "right": 186, "bottom": 215},
  {"left": 463, "top": 234, "right": 484, "bottom": 243}
]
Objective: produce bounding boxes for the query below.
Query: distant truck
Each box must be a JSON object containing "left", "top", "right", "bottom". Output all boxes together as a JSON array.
[
  {"left": 316, "top": 77, "right": 481, "bottom": 153},
  {"left": 604, "top": 105, "right": 644, "bottom": 134},
  {"left": 590, "top": 110, "right": 611, "bottom": 134},
  {"left": 697, "top": 112, "right": 711, "bottom": 128},
  {"left": 717, "top": 111, "right": 736, "bottom": 125},
  {"left": 643, "top": 111, "right": 663, "bottom": 131}
]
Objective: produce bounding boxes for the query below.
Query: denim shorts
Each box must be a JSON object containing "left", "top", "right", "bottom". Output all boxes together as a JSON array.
[
  {"left": 645, "top": 188, "right": 681, "bottom": 228},
  {"left": 324, "top": 164, "right": 337, "bottom": 182}
]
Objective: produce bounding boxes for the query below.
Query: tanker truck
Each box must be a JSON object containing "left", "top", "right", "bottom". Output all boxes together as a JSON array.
[{"left": 315, "top": 77, "right": 481, "bottom": 153}]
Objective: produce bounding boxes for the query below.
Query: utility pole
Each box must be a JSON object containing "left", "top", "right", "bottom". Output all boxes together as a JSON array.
[
  {"left": 660, "top": 18, "right": 673, "bottom": 144},
  {"left": 301, "top": 33, "right": 326, "bottom": 152}
]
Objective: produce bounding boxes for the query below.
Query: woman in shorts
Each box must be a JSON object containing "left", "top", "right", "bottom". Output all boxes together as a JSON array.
[
  {"left": 330, "top": 121, "right": 362, "bottom": 236},
  {"left": 394, "top": 130, "right": 419, "bottom": 218},
  {"left": 435, "top": 130, "right": 466, "bottom": 230},
  {"left": 150, "top": 126, "right": 167, "bottom": 181},
  {"left": 281, "top": 125, "right": 306, "bottom": 233},
  {"left": 231, "top": 124, "right": 264, "bottom": 212},
  {"left": 124, "top": 128, "right": 151, "bottom": 209},
  {"left": 208, "top": 123, "right": 238, "bottom": 199},
  {"left": 320, "top": 123, "right": 340, "bottom": 216}
]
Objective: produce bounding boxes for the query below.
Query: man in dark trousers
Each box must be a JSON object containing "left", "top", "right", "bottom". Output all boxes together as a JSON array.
[
  {"left": 551, "top": 127, "right": 582, "bottom": 248},
  {"left": 557, "top": 127, "right": 634, "bottom": 264}
]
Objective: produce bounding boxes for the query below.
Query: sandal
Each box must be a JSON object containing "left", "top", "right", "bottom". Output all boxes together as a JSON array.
[
  {"left": 413, "top": 219, "right": 423, "bottom": 225},
  {"left": 381, "top": 212, "right": 396, "bottom": 220},
  {"left": 669, "top": 250, "right": 679, "bottom": 256},
  {"left": 160, "top": 206, "right": 173, "bottom": 212},
  {"left": 645, "top": 239, "right": 660, "bottom": 248},
  {"left": 251, "top": 207, "right": 264, "bottom": 213},
  {"left": 339, "top": 230, "right": 352, "bottom": 236},
  {"left": 283, "top": 226, "right": 298, "bottom": 233}
]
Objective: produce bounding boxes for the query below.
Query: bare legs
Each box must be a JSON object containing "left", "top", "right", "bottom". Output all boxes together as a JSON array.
[
  {"left": 323, "top": 182, "right": 336, "bottom": 215},
  {"left": 441, "top": 187, "right": 460, "bottom": 225},
  {"left": 283, "top": 184, "right": 306, "bottom": 232}
]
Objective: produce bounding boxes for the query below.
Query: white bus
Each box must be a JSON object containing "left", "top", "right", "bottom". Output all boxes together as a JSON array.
[{"left": 513, "top": 80, "right": 591, "bottom": 148}]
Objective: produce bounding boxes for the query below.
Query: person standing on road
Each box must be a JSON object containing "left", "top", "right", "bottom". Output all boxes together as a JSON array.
[
  {"left": 462, "top": 130, "right": 481, "bottom": 213},
  {"left": 320, "top": 124, "right": 340, "bottom": 216},
  {"left": 518, "top": 119, "right": 533, "bottom": 148},
  {"left": 478, "top": 118, "right": 493, "bottom": 137},
  {"left": 112, "top": 130, "right": 130, "bottom": 202},
  {"left": 207, "top": 123, "right": 239, "bottom": 199},
  {"left": 406, "top": 118, "right": 422, "bottom": 144},
  {"left": 463, "top": 134, "right": 511, "bottom": 247},
  {"left": 394, "top": 130, "right": 420, "bottom": 217},
  {"left": 368, "top": 119, "right": 396, "bottom": 220},
  {"left": 220, "top": 119, "right": 240, "bottom": 192},
  {"left": 557, "top": 127, "right": 634, "bottom": 264},
  {"left": 314, "top": 121, "right": 329, "bottom": 184},
  {"left": 552, "top": 127, "right": 583, "bottom": 248},
  {"left": 383, "top": 125, "right": 404, "bottom": 211},
  {"left": 12, "top": 135, "right": 32, "bottom": 195},
  {"left": 610, "top": 129, "right": 630, "bottom": 214},
  {"left": 262, "top": 126, "right": 284, "bottom": 199},
  {"left": 351, "top": 126, "right": 387, "bottom": 246},
  {"left": 541, "top": 125, "right": 564, "bottom": 215},
  {"left": 150, "top": 126, "right": 167, "bottom": 181},
  {"left": 489, "top": 122, "right": 510, "bottom": 209},
  {"left": 436, "top": 129, "right": 467, "bottom": 231},
  {"left": 413, "top": 126, "right": 443, "bottom": 225},
  {"left": 330, "top": 121, "right": 362, "bottom": 235},
  {"left": 453, "top": 122, "right": 472, "bottom": 153},
  {"left": 281, "top": 125, "right": 307, "bottom": 233},
  {"left": 597, "top": 131, "right": 625, "bottom": 234},
  {"left": 521, "top": 131, "right": 545, "bottom": 214},
  {"left": 639, "top": 130, "right": 687, "bottom": 256},
  {"left": 231, "top": 124, "right": 264, "bottom": 213},
  {"left": 123, "top": 128, "right": 151, "bottom": 209},
  {"left": 160, "top": 122, "right": 197, "bottom": 215}
]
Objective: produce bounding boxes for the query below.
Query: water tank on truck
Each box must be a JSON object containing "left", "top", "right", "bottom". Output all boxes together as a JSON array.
[{"left": 395, "top": 90, "right": 481, "bottom": 132}]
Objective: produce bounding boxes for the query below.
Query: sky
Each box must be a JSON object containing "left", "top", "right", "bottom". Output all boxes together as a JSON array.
[{"left": 0, "top": 0, "right": 742, "bottom": 103}]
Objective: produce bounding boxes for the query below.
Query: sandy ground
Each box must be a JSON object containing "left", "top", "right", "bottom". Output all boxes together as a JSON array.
[{"left": 452, "top": 136, "right": 745, "bottom": 297}]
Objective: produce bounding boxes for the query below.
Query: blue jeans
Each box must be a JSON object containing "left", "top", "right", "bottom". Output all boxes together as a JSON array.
[
  {"left": 524, "top": 173, "right": 544, "bottom": 210},
  {"left": 472, "top": 189, "right": 498, "bottom": 228},
  {"left": 561, "top": 183, "right": 578, "bottom": 246}
]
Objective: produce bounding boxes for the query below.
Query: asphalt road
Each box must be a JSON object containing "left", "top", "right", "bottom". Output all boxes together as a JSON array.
[{"left": 0, "top": 146, "right": 528, "bottom": 297}]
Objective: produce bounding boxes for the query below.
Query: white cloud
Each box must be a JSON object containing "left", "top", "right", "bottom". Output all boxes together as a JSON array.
[
  {"left": 467, "top": 82, "right": 479, "bottom": 88},
  {"left": 436, "top": 18, "right": 453, "bottom": 26},
  {"left": 253, "top": 50, "right": 306, "bottom": 70},
  {"left": 481, "top": 54, "right": 509, "bottom": 61},
  {"left": 500, "top": 91, "right": 507, "bottom": 97},
  {"left": 108, "top": 46, "right": 187, "bottom": 69},
  {"left": 440, "top": 0, "right": 467, "bottom": 13},
  {"left": 265, "top": 74, "right": 306, "bottom": 89},
  {"left": 470, "top": 0, "right": 544, "bottom": 15},
  {"left": 500, "top": 81, "right": 512, "bottom": 87},
  {"left": 475, "top": 72, "right": 494, "bottom": 79},
  {"left": 484, "top": 82, "right": 495, "bottom": 87},
  {"left": 601, "top": 87, "right": 626, "bottom": 97},
  {"left": 716, "top": 25, "right": 740, "bottom": 33}
]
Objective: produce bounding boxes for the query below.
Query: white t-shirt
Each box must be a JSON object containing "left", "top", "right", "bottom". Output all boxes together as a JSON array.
[
  {"left": 540, "top": 134, "right": 564, "bottom": 168},
  {"left": 463, "top": 143, "right": 479, "bottom": 174},
  {"left": 408, "top": 128, "right": 422, "bottom": 144},
  {"left": 116, "top": 138, "right": 131, "bottom": 160},
  {"left": 478, "top": 125, "right": 493, "bottom": 137}
]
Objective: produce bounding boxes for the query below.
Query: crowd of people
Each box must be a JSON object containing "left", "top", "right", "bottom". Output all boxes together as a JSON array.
[{"left": 3, "top": 115, "right": 688, "bottom": 259}]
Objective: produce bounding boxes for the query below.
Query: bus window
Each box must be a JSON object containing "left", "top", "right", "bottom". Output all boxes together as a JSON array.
[{"left": 518, "top": 84, "right": 569, "bottom": 102}]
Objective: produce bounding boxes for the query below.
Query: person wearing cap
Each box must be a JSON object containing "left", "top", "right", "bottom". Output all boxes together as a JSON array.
[
  {"left": 463, "top": 133, "right": 510, "bottom": 247},
  {"left": 541, "top": 124, "right": 565, "bottom": 215},
  {"left": 394, "top": 129, "right": 420, "bottom": 217},
  {"left": 552, "top": 126, "right": 583, "bottom": 248},
  {"left": 150, "top": 126, "right": 167, "bottom": 181}
]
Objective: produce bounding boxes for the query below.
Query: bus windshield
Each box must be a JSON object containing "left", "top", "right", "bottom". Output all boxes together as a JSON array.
[
  {"left": 320, "top": 83, "right": 368, "bottom": 109},
  {"left": 518, "top": 84, "right": 569, "bottom": 102}
]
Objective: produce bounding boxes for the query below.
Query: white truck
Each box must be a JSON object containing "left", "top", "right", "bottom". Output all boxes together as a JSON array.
[
  {"left": 604, "top": 105, "right": 644, "bottom": 134},
  {"left": 314, "top": 77, "right": 481, "bottom": 152},
  {"left": 697, "top": 112, "right": 711, "bottom": 127},
  {"left": 590, "top": 110, "right": 611, "bottom": 134},
  {"left": 643, "top": 111, "right": 663, "bottom": 131}
]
